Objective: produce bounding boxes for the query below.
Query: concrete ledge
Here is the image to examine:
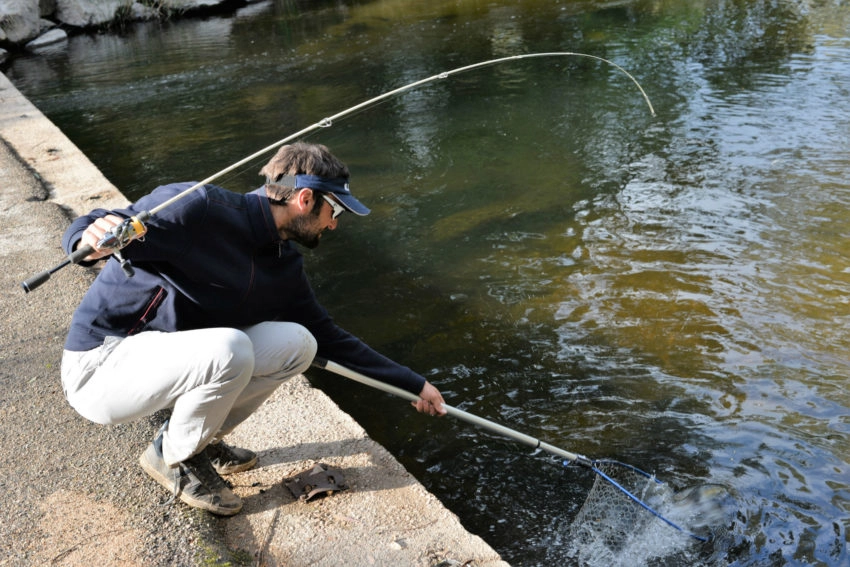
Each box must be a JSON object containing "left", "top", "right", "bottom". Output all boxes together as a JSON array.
[
  {"left": 0, "top": 70, "right": 509, "bottom": 566},
  {"left": 226, "top": 376, "right": 507, "bottom": 566},
  {"left": 0, "top": 72, "right": 130, "bottom": 214}
]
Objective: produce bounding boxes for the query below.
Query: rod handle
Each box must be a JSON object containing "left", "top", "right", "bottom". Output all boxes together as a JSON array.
[
  {"left": 68, "top": 244, "right": 94, "bottom": 264},
  {"left": 20, "top": 244, "right": 94, "bottom": 293},
  {"left": 21, "top": 270, "right": 54, "bottom": 293}
]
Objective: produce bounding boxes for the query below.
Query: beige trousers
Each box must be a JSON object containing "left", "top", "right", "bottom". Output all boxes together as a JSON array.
[{"left": 61, "top": 322, "right": 317, "bottom": 465}]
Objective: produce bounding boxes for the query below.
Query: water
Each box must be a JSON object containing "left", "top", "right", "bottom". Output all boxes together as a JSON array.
[{"left": 6, "top": 0, "right": 850, "bottom": 564}]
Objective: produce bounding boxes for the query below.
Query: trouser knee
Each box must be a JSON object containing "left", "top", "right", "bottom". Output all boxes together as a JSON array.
[
  {"left": 213, "top": 329, "right": 256, "bottom": 386},
  {"left": 242, "top": 321, "right": 317, "bottom": 379},
  {"left": 287, "top": 324, "right": 317, "bottom": 376}
]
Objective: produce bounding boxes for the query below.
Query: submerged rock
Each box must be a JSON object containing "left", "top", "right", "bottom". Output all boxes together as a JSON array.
[{"left": 25, "top": 27, "right": 68, "bottom": 50}]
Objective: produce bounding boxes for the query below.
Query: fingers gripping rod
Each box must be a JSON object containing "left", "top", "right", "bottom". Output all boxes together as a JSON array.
[
  {"left": 21, "top": 52, "right": 655, "bottom": 293},
  {"left": 21, "top": 212, "right": 149, "bottom": 293}
]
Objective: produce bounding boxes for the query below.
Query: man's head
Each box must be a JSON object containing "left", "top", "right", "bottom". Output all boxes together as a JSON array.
[
  {"left": 260, "top": 142, "right": 370, "bottom": 248},
  {"left": 260, "top": 142, "right": 370, "bottom": 216}
]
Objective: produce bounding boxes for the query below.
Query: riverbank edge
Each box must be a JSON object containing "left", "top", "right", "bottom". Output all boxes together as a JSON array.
[
  {"left": 0, "top": 0, "right": 252, "bottom": 61},
  {"left": 0, "top": 70, "right": 509, "bottom": 566}
]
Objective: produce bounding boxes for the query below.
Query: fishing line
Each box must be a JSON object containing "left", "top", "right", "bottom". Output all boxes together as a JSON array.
[{"left": 21, "top": 51, "right": 655, "bottom": 292}]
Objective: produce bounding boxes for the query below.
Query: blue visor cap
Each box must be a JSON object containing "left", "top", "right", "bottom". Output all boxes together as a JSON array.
[{"left": 289, "top": 174, "right": 370, "bottom": 216}]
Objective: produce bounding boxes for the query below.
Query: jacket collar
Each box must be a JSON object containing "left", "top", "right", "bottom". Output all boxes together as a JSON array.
[{"left": 247, "top": 187, "right": 284, "bottom": 247}]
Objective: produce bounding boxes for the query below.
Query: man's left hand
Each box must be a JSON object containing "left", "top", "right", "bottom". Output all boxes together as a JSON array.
[{"left": 412, "top": 381, "right": 447, "bottom": 417}]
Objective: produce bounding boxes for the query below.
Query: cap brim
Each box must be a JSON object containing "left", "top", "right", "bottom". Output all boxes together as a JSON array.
[
  {"left": 286, "top": 173, "right": 371, "bottom": 216},
  {"left": 334, "top": 193, "right": 370, "bottom": 216}
]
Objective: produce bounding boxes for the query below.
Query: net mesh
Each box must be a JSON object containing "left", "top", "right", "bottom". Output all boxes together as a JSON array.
[{"left": 566, "top": 460, "right": 692, "bottom": 566}]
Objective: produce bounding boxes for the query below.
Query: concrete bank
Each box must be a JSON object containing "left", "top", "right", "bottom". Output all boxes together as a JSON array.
[{"left": 0, "top": 71, "right": 509, "bottom": 567}]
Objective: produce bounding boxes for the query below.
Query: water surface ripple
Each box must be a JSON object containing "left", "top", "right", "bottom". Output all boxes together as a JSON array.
[{"left": 6, "top": 1, "right": 850, "bottom": 565}]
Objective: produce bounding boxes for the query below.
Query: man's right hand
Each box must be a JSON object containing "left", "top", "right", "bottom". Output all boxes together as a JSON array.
[{"left": 77, "top": 214, "right": 127, "bottom": 261}]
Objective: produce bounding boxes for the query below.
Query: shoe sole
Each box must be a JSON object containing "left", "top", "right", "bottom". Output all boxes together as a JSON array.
[{"left": 139, "top": 450, "right": 243, "bottom": 516}]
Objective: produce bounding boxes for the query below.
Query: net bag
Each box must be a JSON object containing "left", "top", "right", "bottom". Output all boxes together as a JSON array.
[{"left": 567, "top": 460, "right": 686, "bottom": 566}]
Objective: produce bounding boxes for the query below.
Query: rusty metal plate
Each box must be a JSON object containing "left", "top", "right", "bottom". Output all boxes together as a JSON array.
[{"left": 284, "top": 463, "right": 348, "bottom": 502}]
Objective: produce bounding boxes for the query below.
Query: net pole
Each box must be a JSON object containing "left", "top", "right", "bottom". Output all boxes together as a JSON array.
[
  {"left": 313, "top": 358, "right": 589, "bottom": 464},
  {"left": 314, "top": 358, "right": 710, "bottom": 543}
]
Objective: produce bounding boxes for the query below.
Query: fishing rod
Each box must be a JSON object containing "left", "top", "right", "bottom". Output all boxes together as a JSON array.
[
  {"left": 21, "top": 52, "right": 655, "bottom": 293},
  {"left": 312, "top": 357, "right": 709, "bottom": 543}
]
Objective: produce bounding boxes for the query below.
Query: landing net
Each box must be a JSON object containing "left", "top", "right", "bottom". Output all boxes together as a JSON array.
[{"left": 566, "top": 460, "right": 696, "bottom": 566}]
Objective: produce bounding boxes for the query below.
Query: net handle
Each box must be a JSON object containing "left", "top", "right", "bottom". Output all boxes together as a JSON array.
[
  {"left": 312, "top": 357, "right": 589, "bottom": 464},
  {"left": 312, "top": 358, "right": 709, "bottom": 543}
]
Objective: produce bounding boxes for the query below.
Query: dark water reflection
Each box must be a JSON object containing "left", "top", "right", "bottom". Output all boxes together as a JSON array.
[{"left": 6, "top": 0, "right": 850, "bottom": 565}]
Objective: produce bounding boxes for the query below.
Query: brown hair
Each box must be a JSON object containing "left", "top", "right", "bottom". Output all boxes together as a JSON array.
[
  {"left": 260, "top": 142, "right": 349, "bottom": 205},
  {"left": 260, "top": 142, "right": 349, "bottom": 182}
]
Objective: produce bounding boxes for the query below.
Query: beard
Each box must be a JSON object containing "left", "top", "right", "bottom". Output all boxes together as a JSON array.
[{"left": 284, "top": 213, "right": 323, "bottom": 249}]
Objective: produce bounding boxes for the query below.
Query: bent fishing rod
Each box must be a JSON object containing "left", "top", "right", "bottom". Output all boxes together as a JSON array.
[
  {"left": 21, "top": 52, "right": 655, "bottom": 293},
  {"left": 312, "top": 357, "right": 708, "bottom": 543}
]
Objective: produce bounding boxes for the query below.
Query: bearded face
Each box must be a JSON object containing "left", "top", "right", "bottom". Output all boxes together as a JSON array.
[{"left": 282, "top": 206, "right": 325, "bottom": 249}]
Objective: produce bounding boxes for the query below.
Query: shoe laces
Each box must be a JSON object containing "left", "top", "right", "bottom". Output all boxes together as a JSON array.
[
  {"left": 205, "top": 441, "right": 233, "bottom": 463},
  {"left": 181, "top": 451, "right": 229, "bottom": 492}
]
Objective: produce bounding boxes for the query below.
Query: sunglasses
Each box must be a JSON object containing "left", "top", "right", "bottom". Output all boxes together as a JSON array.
[{"left": 322, "top": 194, "right": 345, "bottom": 219}]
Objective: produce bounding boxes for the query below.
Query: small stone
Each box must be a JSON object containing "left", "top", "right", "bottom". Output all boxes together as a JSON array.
[{"left": 389, "top": 538, "right": 407, "bottom": 550}]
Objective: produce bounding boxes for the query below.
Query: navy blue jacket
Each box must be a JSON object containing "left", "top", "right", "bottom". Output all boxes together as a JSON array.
[{"left": 62, "top": 182, "right": 425, "bottom": 395}]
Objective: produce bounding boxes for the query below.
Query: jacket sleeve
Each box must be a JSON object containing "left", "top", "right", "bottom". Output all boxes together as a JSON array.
[
  {"left": 61, "top": 184, "right": 206, "bottom": 264},
  {"left": 290, "top": 274, "right": 427, "bottom": 396},
  {"left": 61, "top": 208, "right": 112, "bottom": 266}
]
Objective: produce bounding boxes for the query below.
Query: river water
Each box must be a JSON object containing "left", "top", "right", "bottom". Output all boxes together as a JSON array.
[{"left": 6, "top": 0, "right": 850, "bottom": 565}]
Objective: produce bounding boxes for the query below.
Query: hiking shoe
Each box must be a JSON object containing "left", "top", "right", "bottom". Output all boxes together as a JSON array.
[
  {"left": 205, "top": 441, "right": 258, "bottom": 475},
  {"left": 139, "top": 434, "right": 243, "bottom": 516}
]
